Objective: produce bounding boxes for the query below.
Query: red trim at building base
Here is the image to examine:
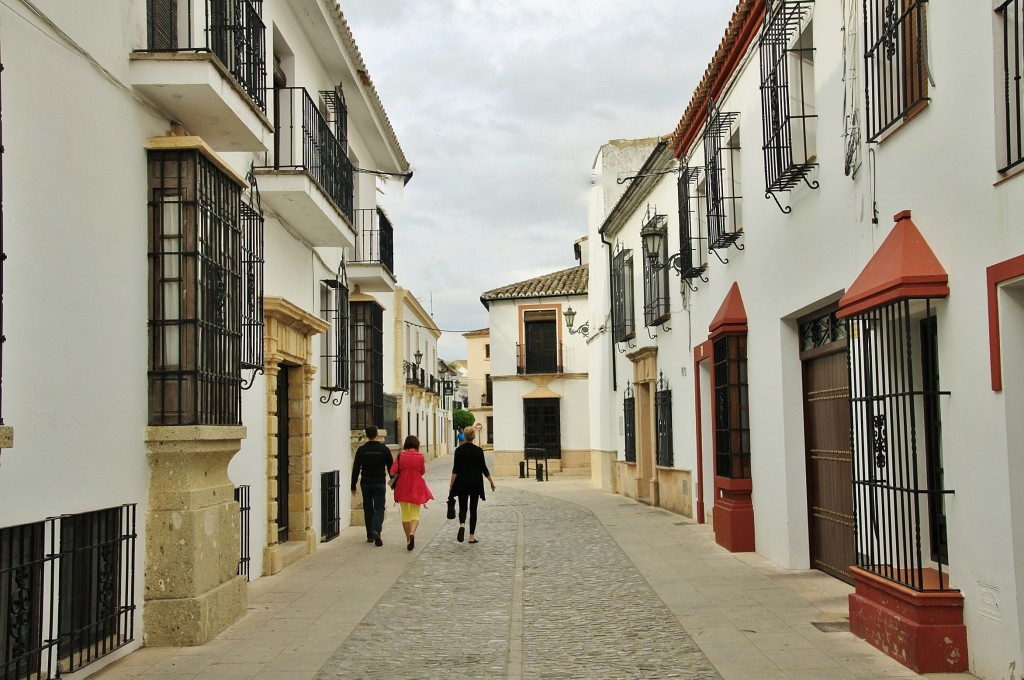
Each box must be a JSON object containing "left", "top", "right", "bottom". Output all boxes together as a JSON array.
[
  {"left": 713, "top": 482, "right": 755, "bottom": 552},
  {"left": 848, "top": 566, "right": 968, "bottom": 674}
]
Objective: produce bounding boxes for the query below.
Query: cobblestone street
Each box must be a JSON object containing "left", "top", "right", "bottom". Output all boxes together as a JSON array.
[{"left": 93, "top": 455, "right": 969, "bottom": 680}]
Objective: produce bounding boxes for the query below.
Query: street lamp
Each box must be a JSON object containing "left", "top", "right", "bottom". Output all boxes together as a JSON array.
[
  {"left": 563, "top": 305, "right": 589, "bottom": 338},
  {"left": 403, "top": 349, "right": 423, "bottom": 372}
]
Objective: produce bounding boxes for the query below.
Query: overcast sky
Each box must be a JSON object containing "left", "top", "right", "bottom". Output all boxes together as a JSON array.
[{"left": 343, "top": 1, "right": 735, "bottom": 360}]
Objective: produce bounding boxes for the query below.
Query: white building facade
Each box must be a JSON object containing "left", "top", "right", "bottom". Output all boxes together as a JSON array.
[
  {"left": 586, "top": 1, "right": 1024, "bottom": 676},
  {"left": 0, "top": 0, "right": 408, "bottom": 674}
]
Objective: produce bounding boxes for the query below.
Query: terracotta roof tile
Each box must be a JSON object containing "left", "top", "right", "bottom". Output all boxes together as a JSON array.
[{"left": 480, "top": 265, "right": 588, "bottom": 307}]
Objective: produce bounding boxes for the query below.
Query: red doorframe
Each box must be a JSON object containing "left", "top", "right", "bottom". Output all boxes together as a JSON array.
[
  {"left": 987, "top": 253, "right": 1024, "bottom": 391},
  {"left": 693, "top": 340, "right": 713, "bottom": 524}
]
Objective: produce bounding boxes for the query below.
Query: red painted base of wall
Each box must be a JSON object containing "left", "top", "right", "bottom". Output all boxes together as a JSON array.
[
  {"left": 848, "top": 566, "right": 968, "bottom": 674},
  {"left": 713, "top": 489, "right": 755, "bottom": 552}
]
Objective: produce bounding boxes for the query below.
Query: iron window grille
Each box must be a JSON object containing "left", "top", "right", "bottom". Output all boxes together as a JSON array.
[
  {"left": 350, "top": 301, "right": 383, "bottom": 431},
  {"left": 319, "top": 275, "right": 350, "bottom": 406},
  {"left": 998, "top": 0, "right": 1024, "bottom": 173},
  {"left": 714, "top": 334, "right": 751, "bottom": 479},
  {"left": 1, "top": 505, "right": 137, "bottom": 679},
  {"left": 523, "top": 398, "right": 561, "bottom": 460},
  {"left": 760, "top": 0, "right": 819, "bottom": 212},
  {"left": 320, "top": 471, "right": 341, "bottom": 543},
  {"left": 384, "top": 393, "right": 400, "bottom": 445},
  {"left": 233, "top": 485, "right": 250, "bottom": 579},
  {"left": 623, "top": 382, "right": 636, "bottom": 463},
  {"left": 799, "top": 310, "right": 848, "bottom": 352},
  {"left": 350, "top": 208, "right": 395, "bottom": 274},
  {"left": 655, "top": 373, "right": 674, "bottom": 467},
  {"left": 677, "top": 165, "right": 708, "bottom": 285},
  {"left": 487, "top": 416, "right": 494, "bottom": 445},
  {"left": 143, "top": 0, "right": 267, "bottom": 112},
  {"left": 240, "top": 165, "right": 264, "bottom": 389},
  {"left": 863, "top": 0, "right": 929, "bottom": 142},
  {"left": 259, "top": 87, "right": 354, "bottom": 221},
  {"left": 319, "top": 86, "right": 348, "bottom": 152},
  {"left": 704, "top": 100, "right": 744, "bottom": 252},
  {"left": 640, "top": 208, "right": 671, "bottom": 327},
  {"left": 610, "top": 247, "right": 636, "bottom": 343},
  {"left": 147, "top": 149, "right": 244, "bottom": 426},
  {"left": 485, "top": 374, "right": 493, "bottom": 405},
  {"left": 847, "top": 299, "right": 953, "bottom": 591}
]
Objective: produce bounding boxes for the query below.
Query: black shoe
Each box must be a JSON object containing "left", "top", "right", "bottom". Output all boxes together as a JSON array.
[
  {"left": 457, "top": 527, "right": 465, "bottom": 543},
  {"left": 366, "top": 536, "right": 374, "bottom": 543},
  {"left": 447, "top": 498, "right": 456, "bottom": 520},
  {"left": 407, "top": 535, "right": 415, "bottom": 551},
  {"left": 374, "top": 532, "right": 383, "bottom": 547}
]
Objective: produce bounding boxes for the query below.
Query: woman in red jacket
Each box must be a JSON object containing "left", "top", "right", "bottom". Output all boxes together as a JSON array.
[{"left": 390, "top": 435, "right": 434, "bottom": 551}]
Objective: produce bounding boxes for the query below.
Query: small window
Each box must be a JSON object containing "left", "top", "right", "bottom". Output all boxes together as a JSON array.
[
  {"left": 863, "top": 0, "right": 929, "bottom": 141},
  {"left": 319, "top": 278, "right": 349, "bottom": 404},
  {"left": 713, "top": 335, "right": 750, "bottom": 479},
  {"left": 997, "top": 0, "right": 1024, "bottom": 173},
  {"left": 486, "top": 416, "right": 494, "bottom": 444},
  {"left": 485, "top": 343, "right": 490, "bottom": 359},
  {"left": 704, "top": 101, "right": 743, "bottom": 251},
  {"left": 611, "top": 247, "right": 636, "bottom": 342},
  {"left": 655, "top": 374, "right": 674, "bottom": 467},
  {"left": 677, "top": 166, "right": 708, "bottom": 283},
  {"left": 640, "top": 208, "right": 671, "bottom": 327}
]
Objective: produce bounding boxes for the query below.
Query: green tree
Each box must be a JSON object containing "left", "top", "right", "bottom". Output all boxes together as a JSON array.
[{"left": 453, "top": 409, "right": 475, "bottom": 431}]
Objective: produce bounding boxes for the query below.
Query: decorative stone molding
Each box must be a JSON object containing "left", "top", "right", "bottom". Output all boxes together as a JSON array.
[{"left": 144, "top": 425, "right": 247, "bottom": 646}]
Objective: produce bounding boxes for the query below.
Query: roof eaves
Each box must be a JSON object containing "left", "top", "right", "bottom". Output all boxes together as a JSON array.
[{"left": 598, "top": 139, "right": 676, "bottom": 239}]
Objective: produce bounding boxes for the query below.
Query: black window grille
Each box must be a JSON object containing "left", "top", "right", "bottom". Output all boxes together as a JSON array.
[
  {"left": 350, "top": 301, "right": 383, "bottom": 431},
  {"left": 704, "top": 100, "right": 743, "bottom": 251},
  {"left": 611, "top": 247, "right": 636, "bottom": 343},
  {"left": 799, "top": 309, "right": 848, "bottom": 351},
  {"left": 260, "top": 87, "right": 354, "bottom": 221},
  {"left": 485, "top": 374, "right": 493, "bottom": 406},
  {"left": 384, "top": 393, "right": 399, "bottom": 445},
  {"left": 144, "top": 0, "right": 267, "bottom": 112},
  {"left": 677, "top": 166, "right": 708, "bottom": 284},
  {"left": 234, "top": 485, "right": 250, "bottom": 579},
  {"left": 240, "top": 165, "right": 264, "bottom": 388},
  {"left": 148, "top": 149, "right": 243, "bottom": 426},
  {"left": 320, "top": 471, "right": 341, "bottom": 543},
  {"left": 998, "top": 0, "right": 1024, "bottom": 173},
  {"left": 320, "top": 278, "right": 349, "bottom": 405},
  {"left": 655, "top": 373, "right": 674, "bottom": 467},
  {"left": 486, "top": 416, "right": 494, "bottom": 445},
  {"left": 640, "top": 208, "right": 670, "bottom": 327},
  {"left": 623, "top": 383, "right": 636, "bottom": 463},
  {"left": 760, "top": 0, "right": 818, "bottom": 208},
  {"left": 523, "top": 398, "right": 561, "bottom": 460},
  {"left": 350, "top": 208, "right": 395, "bottom": 274},
  {"left": 847, "top": 299, "right": 953, "bottom": 591},
  {"left": 1, "top": 505, "right": 137, "bottom": 679},
  {"left": 714, "top": 335, "right": 750, "bottom": 479},
  {"left": 863, "top": 0, "right": 929, "bottom": 142},
  {"left": 319, "top": 86, "right": 348, "bottom": 152}
]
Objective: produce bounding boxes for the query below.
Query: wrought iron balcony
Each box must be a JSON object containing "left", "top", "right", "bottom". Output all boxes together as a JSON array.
[
  {"left": 516, "top": 343, "right": 564, "bottom": 375},
  {"left": 131, "top": 0, "right": 270, "bottom": 151},
  {"left": 254, "top": 87, "right": 355, "bottom": 246},
  {"left": 346, "top": 208, "right": 396, "bottom": 291}
]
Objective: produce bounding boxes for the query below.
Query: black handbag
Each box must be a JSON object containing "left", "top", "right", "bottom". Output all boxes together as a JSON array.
[
  {"left": 389, "top": 453, "right": 401, "bottom": 489},
  {"left": 446, "top": 496, "right": 456, "bottom": 519}
]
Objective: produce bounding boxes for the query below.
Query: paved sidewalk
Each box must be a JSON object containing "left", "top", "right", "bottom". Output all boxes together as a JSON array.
[{"left": 91, "top": 455, "right": 974, "bottom": 680}]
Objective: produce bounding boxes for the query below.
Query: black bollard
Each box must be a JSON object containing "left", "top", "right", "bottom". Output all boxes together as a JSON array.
[
  {"left": 535, "top": 463, "right": 544, "bottom": 482},
  {"left": 519, "top": 461, "right": 526, "bottom": 479}
]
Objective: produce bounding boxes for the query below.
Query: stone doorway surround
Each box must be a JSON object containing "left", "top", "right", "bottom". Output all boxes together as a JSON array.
[
  {"left": 626, "top": 346, "right": 658, "bottom": 505},
  {"left": 262, "top": 297, "right": 330, "bottom": 576}
]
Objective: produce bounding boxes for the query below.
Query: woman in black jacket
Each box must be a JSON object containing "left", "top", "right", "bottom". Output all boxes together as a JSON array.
[{"left": 448, "top": 427, "right": 496, "bottom": 543}]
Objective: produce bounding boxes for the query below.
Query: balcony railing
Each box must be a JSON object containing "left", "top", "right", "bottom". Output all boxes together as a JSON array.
[
  {"left": 516, "top": 343, "right": 564, "bottom": 375},
  {"left": 143, "top": 0, "right": 267, "bottom": 112},
  {"left": 260, "top": 87, "right": 353, "bottom": 221},
  {"left": 350, "top": 209, "right": 395, "bottom": 274}
]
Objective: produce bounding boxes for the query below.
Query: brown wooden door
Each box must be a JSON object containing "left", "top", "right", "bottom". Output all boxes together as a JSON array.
[{"left": 802, "top": 348, "right": 855, "bottom": 584}]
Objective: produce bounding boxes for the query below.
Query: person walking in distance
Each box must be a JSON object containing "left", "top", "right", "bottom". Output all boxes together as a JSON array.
[
  {"left": 391, "top": 435, "right": 434, "bottom": 551},
  {"left": 449, "top": 427, "right": 496, "bottom": 544},
  {"left": 351, "top": 425, "right": 394, "bottom": 546}
]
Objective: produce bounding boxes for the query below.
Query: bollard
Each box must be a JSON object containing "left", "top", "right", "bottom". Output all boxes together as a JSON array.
[
  {"left": 536, "top": 463, "right": 544, "bottom": 482},
  {"left": 519, "top": 461, "right": 526, "bottom": 479}
]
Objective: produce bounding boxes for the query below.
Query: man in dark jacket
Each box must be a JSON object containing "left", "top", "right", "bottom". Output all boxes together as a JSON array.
[{"left": 351, "top": 425, "right": 394, "bottom": 546}]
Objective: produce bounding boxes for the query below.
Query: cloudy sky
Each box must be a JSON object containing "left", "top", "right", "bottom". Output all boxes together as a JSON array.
[{"left": 343, "top": 1, "right": 735, "bottom": 360}]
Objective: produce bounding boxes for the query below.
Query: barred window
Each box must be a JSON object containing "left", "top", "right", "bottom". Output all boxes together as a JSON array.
[
  {"left": 677, "top": 166, "right": 707, "bottom": 283},
  {"left": 863, "top": 0, "right": 929, "bottom": 142},
  {"left": 655, "top": 374, "right": 674, "bottom": 467},
  {"left": 350, "top": 301, "right": 383, "bottom": 430},
  {"left": 611, "top": 248, "right": 636, "bottom": 342},
  {"left": 148, "top": 148, "right": 244, "bottom": 426},
  {"left": 523, "top": 398, "right": 561, "bottom": 460},
  {"left": 704, "top": 101, "right": 743, "bottom": 251},
  {"left": 319, "top": 278, "right": 349, "bottom": 404},
  {"left": 623, "top": 383, "right": 636, "bottom": 463},
  {"left": 640, "top": 209, "right": 670, "bottom": 327},
  {"left": 240, "top": 168, "right": 264, "bottom": 386},
  {"left": 760, "top": 0, "right": 818, "bottom": 206},
  {"left": 997, "top": 0, "right": 1024, "bottom": 173},
  {"left": 714, "top": 335, "right": 750, "bottom": 479}
]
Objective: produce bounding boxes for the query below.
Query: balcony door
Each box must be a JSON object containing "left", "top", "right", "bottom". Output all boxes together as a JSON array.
[{"left": 524, "top": 310, "right": 558, "bottom": 374}]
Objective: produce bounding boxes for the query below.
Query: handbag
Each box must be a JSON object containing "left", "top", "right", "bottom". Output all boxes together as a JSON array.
[{"left": 389, "top": 453, "right": 401, "bottom": 489}]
